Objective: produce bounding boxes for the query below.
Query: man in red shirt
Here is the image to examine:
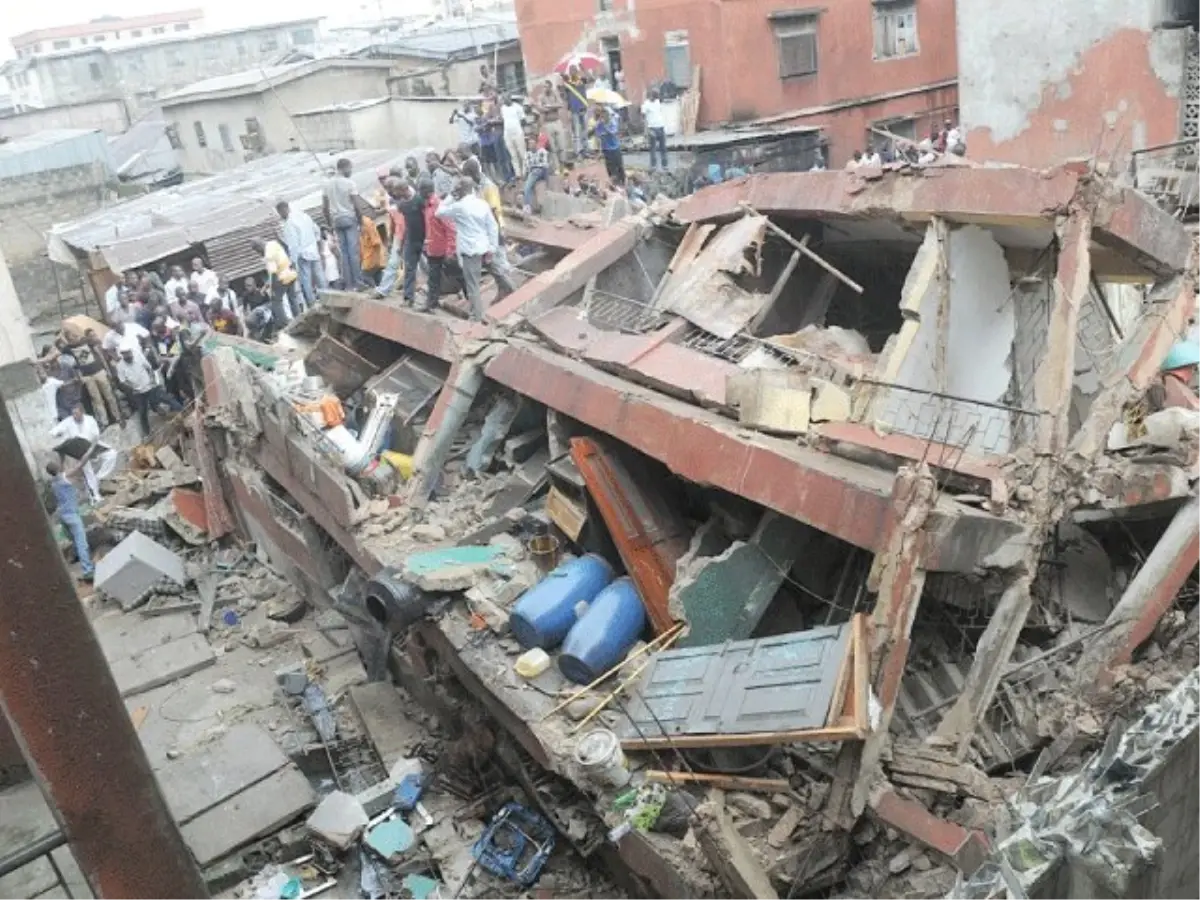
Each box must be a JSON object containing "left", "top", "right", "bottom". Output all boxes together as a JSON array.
[{"left": 420, "top": 176, "right": 456, "bottom": 313}]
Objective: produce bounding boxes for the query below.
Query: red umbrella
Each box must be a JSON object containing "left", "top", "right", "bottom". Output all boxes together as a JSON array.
[{"left": 554, "top": 51, "right": 606, "bottom": 75}]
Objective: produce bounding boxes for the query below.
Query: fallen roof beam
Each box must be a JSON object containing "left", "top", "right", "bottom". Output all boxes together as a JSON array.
[
  {"left": 743, "top": 204, "right": 863, "bottom": 294},
  {"left": 504, "top": 218, "right": 594, "bottom": 252},
  {"left": 485, "top": 341, "right": 1023, "bottom": 572},
  {"left": 673, "top": 169, "right": 1189, "bottom": 275}
]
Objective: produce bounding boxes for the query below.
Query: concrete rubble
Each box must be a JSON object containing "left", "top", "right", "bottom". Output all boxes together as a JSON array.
[{"left": 7, "top": 162, "right": 1198, "bottom": 900}]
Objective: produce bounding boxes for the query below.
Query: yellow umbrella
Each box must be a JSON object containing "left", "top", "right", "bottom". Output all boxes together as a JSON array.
[{"left": 586, "top": 86, "right": 629, "bottom": 108}]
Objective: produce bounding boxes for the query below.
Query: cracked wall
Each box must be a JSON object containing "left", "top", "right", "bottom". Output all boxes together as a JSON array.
[{"left": 958, "top": 0, "right": 1190, "bottom": 167}]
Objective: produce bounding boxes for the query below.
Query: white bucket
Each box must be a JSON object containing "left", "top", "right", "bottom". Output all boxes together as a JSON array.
[{"left": 575, "top": 727, "right": 630, "bottom": 788}]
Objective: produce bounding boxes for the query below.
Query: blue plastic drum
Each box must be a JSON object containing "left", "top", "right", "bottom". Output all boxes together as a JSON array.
[
  {"left": 509, "top": 554, "right": 614, "bottom": 650},
  {"left": 558, "top": 577, "right": 647, "bottom": 684}
]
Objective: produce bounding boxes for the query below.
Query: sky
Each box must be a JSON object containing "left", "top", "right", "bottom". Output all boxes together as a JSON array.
[{"left": 1, "top": 0, "right": 437, "bottom": 56}]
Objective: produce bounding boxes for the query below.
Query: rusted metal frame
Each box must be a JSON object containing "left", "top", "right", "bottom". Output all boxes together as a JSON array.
[
  {"left": 739, "top": 202, "right": 864, "bottom": 294},
  {"left": 0, "top": 400, "right": 208, "bottom": 899},
  {"left": 825, "top": 464, "right": 937, "bottom": 825},
  {"left": 935, "top": 206, "right": 1093, "bottom": 754}
]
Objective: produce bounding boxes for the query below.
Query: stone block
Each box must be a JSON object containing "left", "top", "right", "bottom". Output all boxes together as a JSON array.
[{"left": 95, "top": 531, "right": 185, "bottom": 611}]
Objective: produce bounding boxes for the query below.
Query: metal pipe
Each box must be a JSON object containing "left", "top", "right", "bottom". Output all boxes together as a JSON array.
[{"left": 0, "top": 398, "right": 208, "bottom": 899}]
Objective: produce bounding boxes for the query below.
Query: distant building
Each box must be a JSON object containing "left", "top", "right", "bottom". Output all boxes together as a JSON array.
[
  {"left": 512, "top": 0, "right": 957, "bottom": 165},
  {"left": 0, "top": 19, "right": 323, "bottom": 117},
  {"left": 10, "top": 9, "right": 205, "bottom": 59},
  {"left": 160, "top": 59, "right": 397, "bottom": 175},
  {"left": 366, "top": 15, "right": 525, "bottom": 95}
]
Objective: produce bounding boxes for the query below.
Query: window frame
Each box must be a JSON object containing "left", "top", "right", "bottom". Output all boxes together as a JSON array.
[
  {"left": 872, "top": 0, "right": 919, "bottom": 61},
  {"left": 219, "top": 123, "right": 235, "bottom": 152},
  {"left": 193, "top": 121, "right": 208, "bottom": 148},
  {"left": 771, "top": 17, "right": 818, "bottom": 80},
  {"left": 663, "top": 30, "right": 692, "bottom": 88}
]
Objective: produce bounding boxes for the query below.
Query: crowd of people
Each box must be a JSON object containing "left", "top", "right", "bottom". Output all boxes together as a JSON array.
[{"left": 844, "top": 118, "right": 966, "bottom": 169}]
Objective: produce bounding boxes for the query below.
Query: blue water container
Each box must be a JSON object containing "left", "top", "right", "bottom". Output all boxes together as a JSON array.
[
  {"left": 509, "top": 555, "right": 614, "bottom": 650},
  {"left": 558, "top": 577, "right": 647, "bottom": 684}
]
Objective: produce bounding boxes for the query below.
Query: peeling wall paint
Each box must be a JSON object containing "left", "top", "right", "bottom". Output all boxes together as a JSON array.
[{"left": 958, "top": 0, "right": 1189, "bottom": 167}]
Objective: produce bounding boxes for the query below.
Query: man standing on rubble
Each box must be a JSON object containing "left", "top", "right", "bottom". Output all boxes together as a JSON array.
[
  {"left": 421, "top": 177, "right": 455, "bottom": 314},
  {"left": 277, "top": 200, "right": 325, "bottom": 308},
  {"left": 116, "top": 346, "right": 181, "bottom": 438},
  {"left": 323, "top": 157, "right": 367, "bottom": 292},
  {"left": 374, "top": 178, "right": 412, "bottom": 299},
  {"left": 50, "top": 402, "right": 117, "bottom": 504},
  {"left": 45, "top": 459, "right": 94, "bottom": 582},
  {"left": 436, "top": 177, "right": 514, "bottom": 322},
  {"left": 69, "top": 329, "right": 123, "bottom": 428}
]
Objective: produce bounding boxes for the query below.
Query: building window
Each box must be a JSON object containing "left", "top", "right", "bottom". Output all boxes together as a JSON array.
[
  {"left": 168, "top": 49, "right": 185, "bottom": 67},
  {"left": 131, "top": 29, "right": 143, "bottom": 37},
  {"left": 261, "top": 36, "right": 280, "bottom": 52},
  {"left": 236, "top": 41, "right": 247, "bottom": 57},
  {"left": 194, "top": 121, "right": 207, "bottom": 147},
  {"left": 873, "top": 0, "right": 918, "bottom": 59},
  {"left": 166, "top": 123, "right": 182, "bottom": 149},
  {"left": 598, "top": 0, "right": 613, "bottom": 11},
  {"left": 664, "top": 31, "right": 691, "bottom": 88},
  {"left": 88, "top": 62, "right": 103, "bottom": 81},
  {"left": 152, "top": 26, "right": 166, "bottom": 34},
  {"left": 771, "top": 15, "right": 818, "bottom": 78},
  {"left": 174, "top": 22, "right": 190, "bottom": 32},
  {"left": 94, "top": 35, "right": 106, "bottom": 43},
  {"left": 52, "top": 39, "right": 70, "bottom": 50},
  {"left": 497, "top": 60, "right": 526, "bottom": 94},
  {"left": 219, "top": 123, "right": 235, "bottom": 152},
  {"left": 290, "top": 27, "right": 316, "bottom": 45}
]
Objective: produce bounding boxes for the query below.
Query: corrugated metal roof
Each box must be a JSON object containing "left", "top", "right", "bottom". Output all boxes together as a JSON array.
[
  {"left": 371, "top": 17, "right": 518, "bottom": 60},
  {"left": 0, "top": 128, "right": 114, "bottom": 179},
  {"left": 109, "top": 109, "right": 180, "bottom": 182},
  {"left": 51, "top": 147, "right": 430, "bottom": 274}
]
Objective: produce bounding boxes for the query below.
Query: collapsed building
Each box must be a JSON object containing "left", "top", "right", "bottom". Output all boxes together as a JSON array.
[{"left": 4, "top": 161, "right": 1197, "bottom": 898}]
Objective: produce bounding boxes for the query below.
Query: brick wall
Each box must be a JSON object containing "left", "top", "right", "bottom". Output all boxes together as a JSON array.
[{"left": 0, "top": 162, "right": 114, "bottom": 326}]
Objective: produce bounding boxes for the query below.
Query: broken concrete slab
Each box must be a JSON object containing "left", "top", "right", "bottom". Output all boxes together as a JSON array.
[
  {"left": 306, "top": 790, "right": 369, "bottom": 851},
  {"left": 401, "top": 545, "right": 513, "bottom": 592},
  {"left": 349, "top": 683, "right": 422, "bottom": 769},
  {"left": 727, "top": 369, "right": 812, "bottom": 435},
  {"left": 95, "top": 531, "right": 186, "bottom": 611},
  {"left": 110, "top": 632, "right": 216, "bottom": 697},
  {"left": 181, "top": 765, "right": 315, "bottom": 866},
  {"left": 154, "top": 724, "right": 289, "bottom": 823}
]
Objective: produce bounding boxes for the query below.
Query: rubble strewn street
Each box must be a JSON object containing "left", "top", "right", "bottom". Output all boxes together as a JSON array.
[{"left": 0, "top": 15, "right": 1197, "bottom": 897}]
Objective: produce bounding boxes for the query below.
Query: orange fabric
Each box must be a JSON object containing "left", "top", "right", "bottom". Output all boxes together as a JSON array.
[{"left": 359, "top": 216, "right": 385, "bottom": 271}]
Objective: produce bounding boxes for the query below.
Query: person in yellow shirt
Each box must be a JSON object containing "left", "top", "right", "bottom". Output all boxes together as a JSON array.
[
  {"left": 251, "top": 237, "right": 298, "bottom": 324},
  {"left": 359, "top": 214, "right": 386, "bottom": 287}
]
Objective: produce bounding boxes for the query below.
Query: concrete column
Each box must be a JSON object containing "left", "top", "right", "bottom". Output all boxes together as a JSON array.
[{"left": 1077, "top": 496, "right": 1199, "bottom": 687}]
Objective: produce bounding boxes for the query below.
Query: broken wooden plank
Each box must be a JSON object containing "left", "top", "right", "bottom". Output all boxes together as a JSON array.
[
  {"left": 853, "top": 614, "right": 869, "bottom": 735},
  {"left": 767, "top": 805, "right": 803, "bottom": 850},
  {"left": 740, "top": 202, "right": 864, "bottom": 294},
  {"left": 139, "top": 601, "right": 202, "bottom": 618},
  {"left": 643, "top": 771, "right": 790, "bottom": 793},
  {"left": 621, "top": 723, "right": 862, "bottom": 751},
  {"left": 180, "top": 765, "right": 315, "bottom": 866},
  {"left": 695, "top": 789, "right": 779, "bottom": 899},
  {"left": 545, "top": 485, "right": 587, "bottom": 541},
  {"left": 749, "top": 244, "right": 804, "bottom": 335}
]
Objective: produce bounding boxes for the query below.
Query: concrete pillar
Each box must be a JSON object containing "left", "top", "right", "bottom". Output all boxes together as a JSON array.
[{"left": 1077, "top": 496, "right": 1199, "bottom": 688}]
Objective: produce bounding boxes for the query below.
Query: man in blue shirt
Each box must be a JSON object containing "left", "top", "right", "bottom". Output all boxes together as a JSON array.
[
  {"left": 46, "top": 459, "right": 93, "bottom": 581},
  {"left": 593, "top": 106, "right": 625, "bottom": 187}
]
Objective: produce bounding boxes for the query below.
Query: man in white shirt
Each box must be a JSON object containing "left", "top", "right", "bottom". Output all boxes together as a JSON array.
[
  {"left": 641, "top": 89, "right": 668, "bottom": 170},
  {"left": 190, "top": 257, "right": 219, "bottom": 299},
  {"left": 116, "top": 347, "right": 180, "bottom": 438},
  {"left": 862, "top": 147, "right": 883, "bottom": 167},
  {"left": 436, "top": 177, "right": 515, "bottom": 322},
  {"left": 163, "top": 265, "right": 189, "bottom": 302},
  {"left": 49, "top": 402, "right": 118, "bottom": 503},
  {"left": 102, "top": 320, "right": 150, "bottom": 362},
  {"left": 501, "top": 95, "right": 527, "bottom": 180},
  {"left": 276, "top": 199, "right": 324, "bottom": 309}
]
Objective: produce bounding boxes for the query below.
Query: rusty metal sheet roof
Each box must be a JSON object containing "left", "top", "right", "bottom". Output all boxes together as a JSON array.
[{"left": 49, "top": 147, "right": 430, "bottom": 274}]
